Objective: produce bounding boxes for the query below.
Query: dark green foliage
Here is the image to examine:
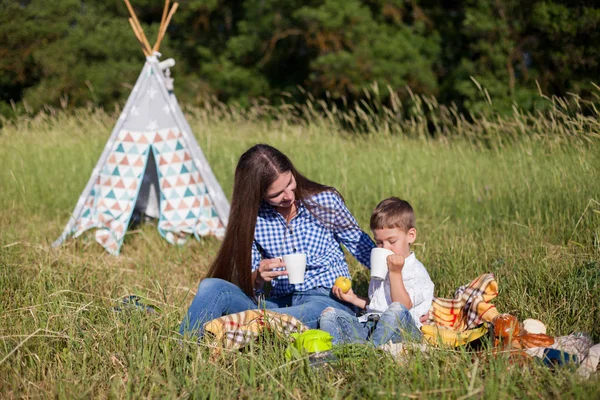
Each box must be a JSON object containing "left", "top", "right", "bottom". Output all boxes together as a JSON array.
[{"left": 1, "top": 0, "right": 599, "bottom": 117}]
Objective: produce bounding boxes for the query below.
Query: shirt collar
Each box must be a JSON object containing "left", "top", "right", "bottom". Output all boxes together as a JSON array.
[{"left": 258, "top": 200, "right": 306, "bottom": 219}]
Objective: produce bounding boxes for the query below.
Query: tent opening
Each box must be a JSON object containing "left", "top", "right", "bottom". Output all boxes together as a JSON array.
[{"left": 131, "top": 148, "right": 160, "bottom": 227}]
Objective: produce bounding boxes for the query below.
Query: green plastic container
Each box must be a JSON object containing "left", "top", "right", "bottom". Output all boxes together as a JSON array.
[{"left": 285, "top": 329, "right": 333, "bottom": 360}]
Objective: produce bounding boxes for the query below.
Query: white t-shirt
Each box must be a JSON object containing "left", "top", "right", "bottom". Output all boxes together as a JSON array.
[{"left": 359, "top": 252, "right": 434, "bottom": 328}]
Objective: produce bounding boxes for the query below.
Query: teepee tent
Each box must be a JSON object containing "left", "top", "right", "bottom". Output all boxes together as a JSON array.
[{"left": 53, "top": 0, "right": 229, "bottom": 255}]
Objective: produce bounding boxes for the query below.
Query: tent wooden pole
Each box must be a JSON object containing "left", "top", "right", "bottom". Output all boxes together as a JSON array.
[
  {"left": 129, "top": 18, "right": 149, "bottom": 56},
  {"left": 124, "top": 0, "right": 153, "bottom": 55},
  {"left": 153, "top": 2, "right": 178, "bottom": 52},
  {"left": 159, "top": 0, "right": 170, "bottom": 32},
  {"left": 152, "top": 0, "right": 170, "bottom": 52},
  {"left": 129, "top": 18, "right": 150, "bottom": 56}
]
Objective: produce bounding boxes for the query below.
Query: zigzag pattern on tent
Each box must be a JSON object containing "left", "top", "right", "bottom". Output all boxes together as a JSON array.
[
  {"left": 72, "top": 128, "right": 224, "bottom": 255},
  {"left": 153, "top": 128, "right": 224, "bottom": 244}
]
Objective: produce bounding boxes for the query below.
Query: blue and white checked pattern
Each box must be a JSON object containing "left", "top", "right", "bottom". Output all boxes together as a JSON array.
[{"left": 251, "top": 190, "right": 374, "bottom": 298}]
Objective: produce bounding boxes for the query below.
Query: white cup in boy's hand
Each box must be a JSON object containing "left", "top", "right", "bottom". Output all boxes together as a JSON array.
[
  {"left": 370, "top": 248, "right": 394, "bottom": 280},
  {"left": 283, "top": 253, "right": 307, "bottom": 284}
]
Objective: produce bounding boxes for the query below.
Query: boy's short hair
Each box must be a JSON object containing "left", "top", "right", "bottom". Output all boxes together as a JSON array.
[{"left": 370, "top": 197, "right": 415, "bottom": 232}]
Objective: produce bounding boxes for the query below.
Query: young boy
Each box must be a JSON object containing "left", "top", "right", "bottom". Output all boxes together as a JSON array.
[{"left": 319, "top": 197, "right": 434, "bottom": 346}]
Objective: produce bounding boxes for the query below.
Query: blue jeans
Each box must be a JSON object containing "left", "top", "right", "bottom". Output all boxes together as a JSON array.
[
  {"left": 179, "top": 278, "right": 355, "bottom": 336},
  {"left": 319, "top": 302, "right": 422, "bottom": 346}
]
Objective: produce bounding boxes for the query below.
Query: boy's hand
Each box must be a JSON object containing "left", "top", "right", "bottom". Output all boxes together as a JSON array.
[
  {"left": 332, "top": 285, "right": 358, "bottom": 304},
  {"left": 386, "top": 254, "right": 405, "bottom": 273}
]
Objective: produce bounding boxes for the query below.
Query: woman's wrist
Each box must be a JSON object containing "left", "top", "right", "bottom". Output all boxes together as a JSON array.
[{"left": 252, "top": 270, "right": 265, "bottom": 290}]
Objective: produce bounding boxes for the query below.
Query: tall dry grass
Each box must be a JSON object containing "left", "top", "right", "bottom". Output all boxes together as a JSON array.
[{"left": 0, "top": 89, "right": 599, "bottom": 398}]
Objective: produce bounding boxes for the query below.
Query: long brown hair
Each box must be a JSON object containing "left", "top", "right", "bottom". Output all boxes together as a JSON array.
[{"left": 206, "top": 144, "right": 334, "bottom": 298}]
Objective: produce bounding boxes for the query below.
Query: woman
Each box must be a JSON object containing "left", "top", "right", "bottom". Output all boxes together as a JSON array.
[{"left": 180, "top": 144, "right": 374, "bottom": 336}]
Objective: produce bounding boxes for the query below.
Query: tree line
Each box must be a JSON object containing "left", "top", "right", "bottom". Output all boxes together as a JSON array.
[{"left": 1, "top": 0, "right": 599, "bottom": 118}]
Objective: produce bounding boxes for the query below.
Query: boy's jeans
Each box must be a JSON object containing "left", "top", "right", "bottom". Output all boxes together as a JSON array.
[
  {"left": 319, "top": 302, "right": 422, "bottom": 346},
  {"left": 179, "top": 278, "right": 355, "bottom": 336}
]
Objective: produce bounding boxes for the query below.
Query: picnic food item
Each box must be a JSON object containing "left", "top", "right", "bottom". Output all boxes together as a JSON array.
[
  {"left": 522, "top": 319, "right": 547, "bottom": 335},
  {"left": 493, "top": 314, "right": 520, "bottom": 338},
  {"left": 516, "top": 333, "right": 555, "bottom": 349},
  {"left": 334, "top": 276, "right": 352, "bottom": 293}
]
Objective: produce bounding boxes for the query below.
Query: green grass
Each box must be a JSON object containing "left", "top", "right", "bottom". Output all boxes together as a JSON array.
[{"left": 1, "top": 107, "right": 599, "bottom": 398}]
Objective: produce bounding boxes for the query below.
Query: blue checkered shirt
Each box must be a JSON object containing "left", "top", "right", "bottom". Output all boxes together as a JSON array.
[{"left": 252, "top": 190, "right": 374, "bottom": 298}]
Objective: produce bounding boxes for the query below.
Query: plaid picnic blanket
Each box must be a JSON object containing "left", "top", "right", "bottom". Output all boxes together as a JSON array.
[
  {"left": 425, "top": 273, "right": 500, "bottom": 331},
  {"left": 203, "top": 309, "right": 308, "bottom": 351}
]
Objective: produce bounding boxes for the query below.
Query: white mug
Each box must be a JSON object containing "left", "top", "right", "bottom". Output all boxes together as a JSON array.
[
  {"left": 283, "top": 253, "right": 307, "bottom": 284},
  {"left": 370, "top": 248, "right": 394, "bottom": 280}
]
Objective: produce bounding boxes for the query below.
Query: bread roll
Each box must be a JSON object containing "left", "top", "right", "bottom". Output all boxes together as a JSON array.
[
  {"left": 522, "top": 319, "right": 547, "bottom": 335},
  {"left": 517, "top": 333, "right": 555, "bottom": 348}
]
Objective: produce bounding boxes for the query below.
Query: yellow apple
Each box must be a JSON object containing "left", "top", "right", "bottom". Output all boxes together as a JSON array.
[{"left": 334, "top": 276, "right": 352, "bottom": 293}]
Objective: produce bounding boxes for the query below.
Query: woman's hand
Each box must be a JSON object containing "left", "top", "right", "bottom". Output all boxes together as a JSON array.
[
  {"left": 255, "top": 258, "right": 288, "bottom": 288},
  {"left": 331, "top": 285, "right": 358, "bottom": 304}
]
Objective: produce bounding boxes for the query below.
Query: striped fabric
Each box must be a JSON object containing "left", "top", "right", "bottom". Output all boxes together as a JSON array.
[
  {"left": 203, "top": 309, "right": 307, "bottom": 352},
  {"left": 426, "top": 273, "right": 500, "bottom": 331}
]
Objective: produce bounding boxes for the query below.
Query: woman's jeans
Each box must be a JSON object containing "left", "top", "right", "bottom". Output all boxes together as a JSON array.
[
  {"left": 319, "top": 302, "right": 422, "bottom": 346},
  {"left": 179, "top": 278, "right": 355, "bottom": 337}
]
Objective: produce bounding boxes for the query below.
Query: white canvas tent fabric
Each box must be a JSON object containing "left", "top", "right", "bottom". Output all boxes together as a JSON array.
[{"left": 53, "top": 54, "right": 230, "bottom": 255}]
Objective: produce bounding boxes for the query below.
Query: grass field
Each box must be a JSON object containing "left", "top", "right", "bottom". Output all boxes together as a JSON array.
[{"left": 1, "top": 104, "right": 599, "bottom": 398}]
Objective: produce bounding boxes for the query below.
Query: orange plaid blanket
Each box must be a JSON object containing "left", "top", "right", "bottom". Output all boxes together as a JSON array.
[
  {"left": 203, "top": 309, "right": 307, "bottom": 351},
  {"left": 425, "top": 273, "right": 500, "bottom": 331}
]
